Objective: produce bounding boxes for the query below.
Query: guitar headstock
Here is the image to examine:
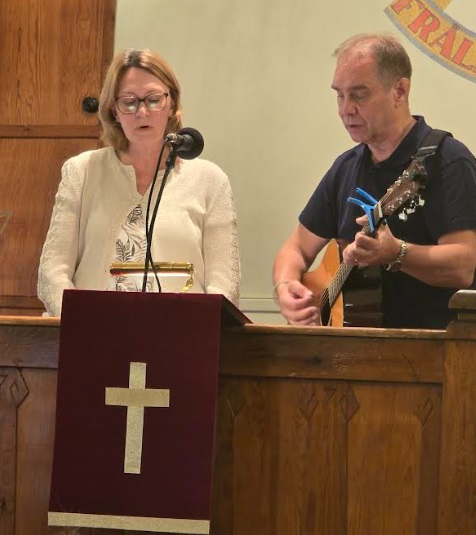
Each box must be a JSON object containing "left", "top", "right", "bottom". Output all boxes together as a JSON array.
[{"left": 381, "top": 159, "right": 427, "bottom": 220}]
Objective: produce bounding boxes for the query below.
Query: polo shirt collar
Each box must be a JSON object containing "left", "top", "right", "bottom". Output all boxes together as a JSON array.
[{"left": 362, "top": 116, "right": 431, "bottom": 168}]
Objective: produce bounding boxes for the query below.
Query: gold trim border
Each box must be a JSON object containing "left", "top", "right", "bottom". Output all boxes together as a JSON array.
[
  {"left": 48, "top": 512, "right": 210, "bottom": 534},
  {"left": 385, "top": 0, "right": 476, "bottom": 83}
]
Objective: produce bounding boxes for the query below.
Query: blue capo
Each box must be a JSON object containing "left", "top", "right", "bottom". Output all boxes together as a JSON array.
[{"left": 347, "top": 187, "right": 383, "bottom": 234}]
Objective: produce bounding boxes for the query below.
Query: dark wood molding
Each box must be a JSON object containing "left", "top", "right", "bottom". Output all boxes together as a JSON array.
[
  {"left": 0, "top": 125, "right": 100, "bottom": 139},
  {"left": 0, "top": 296, "right": 46, "bottom": 317},
  {"left": 0, "top": 324, "right": 59, "bottom": 368},
  {"left": 102, "top": 0, "right": 117, "bottom": 79}
]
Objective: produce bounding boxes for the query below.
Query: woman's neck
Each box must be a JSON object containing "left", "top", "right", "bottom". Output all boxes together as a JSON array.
[{"left": 117, "top": 143, "right": 170, "bottom": 195}]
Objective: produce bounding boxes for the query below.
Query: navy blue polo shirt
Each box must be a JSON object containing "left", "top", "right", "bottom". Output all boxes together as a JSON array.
[{"left": 300, "top": 116, "right": 476, "bottom": 328}]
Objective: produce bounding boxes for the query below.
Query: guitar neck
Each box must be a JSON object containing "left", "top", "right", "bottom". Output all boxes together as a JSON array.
[{"left": 318, "top": 213, "right": 377, "bottom": 315}]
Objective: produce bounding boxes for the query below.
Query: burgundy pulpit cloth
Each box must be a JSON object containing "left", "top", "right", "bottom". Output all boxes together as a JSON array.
[{"left": 48, "top": 289, "right": 242, "bottom": 533}]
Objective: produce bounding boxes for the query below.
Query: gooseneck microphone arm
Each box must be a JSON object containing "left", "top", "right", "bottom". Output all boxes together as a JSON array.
[
  {"left": 142, "top": 127, "right": 205, "bottom": 293},
  {"left": 142, "top": 140, "right": 168, "bottom": 292}
]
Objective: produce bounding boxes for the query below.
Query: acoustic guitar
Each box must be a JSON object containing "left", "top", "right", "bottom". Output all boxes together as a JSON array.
[{"left": 302, "top": 159, "right": 427, "bottom": 327}]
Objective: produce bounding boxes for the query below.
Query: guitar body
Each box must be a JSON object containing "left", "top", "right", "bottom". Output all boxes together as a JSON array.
[
  {"left": 302, "top": 240, "right": 344, "bottom": 326},
  {"left": 303, "top": 240, "right": 383, "bottom": 327},
  {"left": 342, "top": 262, "right": 383, "bottom": 327}
]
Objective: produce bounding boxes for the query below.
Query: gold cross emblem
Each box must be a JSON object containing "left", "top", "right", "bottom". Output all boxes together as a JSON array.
[{"left": 105, "top": 362, "right": 170, "bottom": 474}]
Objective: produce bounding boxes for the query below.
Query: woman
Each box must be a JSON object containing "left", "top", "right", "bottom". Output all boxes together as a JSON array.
[{"left": 38, "top": 49, "right": 240, "bottom": 316}]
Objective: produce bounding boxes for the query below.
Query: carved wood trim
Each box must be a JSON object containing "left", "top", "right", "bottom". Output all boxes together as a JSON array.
[
  {"left": 0, "top": 326, "right": 59, "bottom": 368},
  {"left": 0, "top": 125, "right": 100, "bottom": 139},
  {"left": 0, "top": 368, "right": 29, "bottom": 533}
]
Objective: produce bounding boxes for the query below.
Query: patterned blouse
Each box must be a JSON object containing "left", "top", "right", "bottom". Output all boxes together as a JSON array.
[{"left": 108, "top": 204, "right": 153, "bottom": 292}]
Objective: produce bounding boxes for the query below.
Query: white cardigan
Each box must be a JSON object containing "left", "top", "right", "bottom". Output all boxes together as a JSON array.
[{"left": 38, "top": 147, "right": 240, "bottom": 316}]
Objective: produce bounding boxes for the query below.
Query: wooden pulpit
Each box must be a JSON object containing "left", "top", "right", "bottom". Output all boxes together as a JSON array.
[
  {"left": 1, "top": 290, "right": 476, "bottom": 534},
  {"left": 47, "top": 290, "right": 249, "bottom": 533}
]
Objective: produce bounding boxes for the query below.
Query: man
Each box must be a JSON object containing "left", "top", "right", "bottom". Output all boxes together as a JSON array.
[{"left": 273, "top": 33, "right": 476, "bottom": 329}]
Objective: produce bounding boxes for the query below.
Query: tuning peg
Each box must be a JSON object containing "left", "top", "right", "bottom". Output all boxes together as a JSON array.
[{"left": 398, "top": 211, "right": 408, "bottom": 221}]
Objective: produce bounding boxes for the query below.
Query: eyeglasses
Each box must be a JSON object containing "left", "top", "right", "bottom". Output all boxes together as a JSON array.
[{"left": 115, "top": 93, "right": 169, "bottom": 114}]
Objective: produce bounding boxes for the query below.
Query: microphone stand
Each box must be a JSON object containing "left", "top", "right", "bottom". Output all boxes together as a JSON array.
[{"left": 142, "top": 144, "right": 179, "bottom": 292}]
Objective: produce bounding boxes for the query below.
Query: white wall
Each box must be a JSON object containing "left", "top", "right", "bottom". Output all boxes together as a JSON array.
[{"left": 115, "top": 0, "right": 476, "bottom": 324}]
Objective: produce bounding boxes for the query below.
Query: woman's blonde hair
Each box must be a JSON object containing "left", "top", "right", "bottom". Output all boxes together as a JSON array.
[{"left": 98, "top": 48, "right": 183, "bottom": 151}]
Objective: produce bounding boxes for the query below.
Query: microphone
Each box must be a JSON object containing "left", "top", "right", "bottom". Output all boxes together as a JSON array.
[{"left": 165, "top": 127, "right": 204, "bottom": 160}]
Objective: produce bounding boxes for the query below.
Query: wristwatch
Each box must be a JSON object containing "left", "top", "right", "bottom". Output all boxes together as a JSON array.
[{"left": 386, "top": 240, "right": 407, "bottom": 272}]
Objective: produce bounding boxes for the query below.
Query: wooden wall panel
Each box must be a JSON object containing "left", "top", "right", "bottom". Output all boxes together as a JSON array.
[
  {"left": 274, "top": 380, "right": 348, "bottom": 534},
  {"left": 0, "top": 0, "right": 114, "bottom": 126},
  {"left": 438, "top": 332, "right": 476, "bottom": 534},
  {"left": 15, "top": 369, "right": 57, "bottom": 535},
  {"left": 0, "top": 0, "right": 116, "bottom": 314},
  {"left": 0, "top": 138, "right": 98, "bottom": 299},
  {"left": 347, "top": 384, "right": 441, "bottom": 535},
  {"left": 213, "top": 375, "right": 442, "bottom": 535}
]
